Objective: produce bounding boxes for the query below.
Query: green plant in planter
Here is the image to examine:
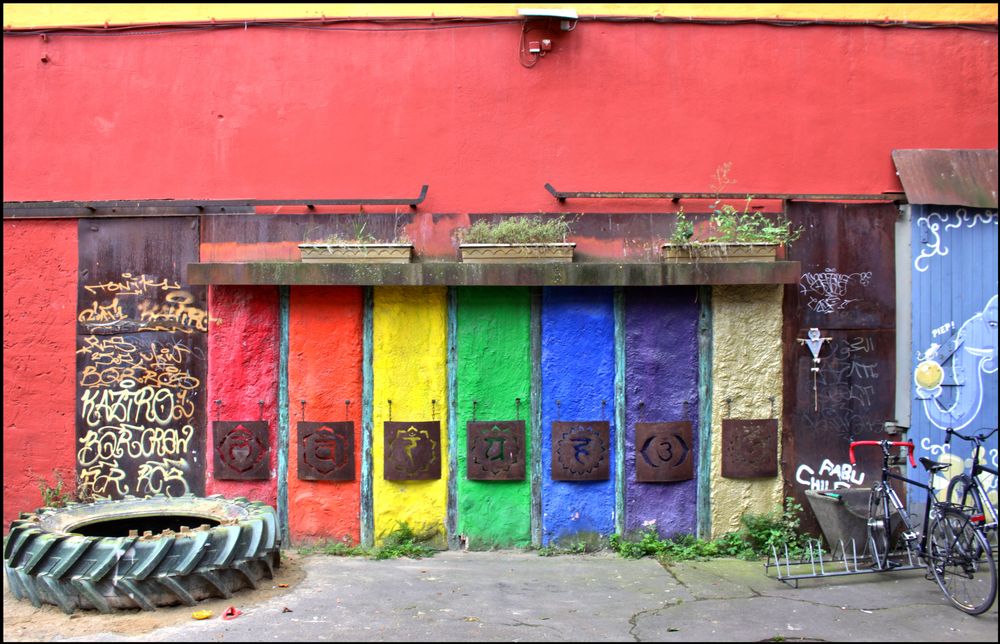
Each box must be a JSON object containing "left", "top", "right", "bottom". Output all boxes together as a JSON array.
[
  {"left": 668, "top": 163, "right": 802, "bottom": 248},
  {"left": 459, "top": 215, "right": 571, "bottom": 244}
]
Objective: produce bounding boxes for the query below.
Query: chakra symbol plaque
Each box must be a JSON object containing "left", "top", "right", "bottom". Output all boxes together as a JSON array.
[
  {"left": 552, "top": 421, "right": 610, "bottom": 481},
  {"left": 297, "top": 421, "right": 355, "bottom": 481},
  {"left": 635, "top": 422, "right": 694, "bottom": 483},
  {"left": 721, "top": 419, "right": 778, "bottom": 479},
  {"left": 384, "top": 421, "right": 441, "bottom": 480},
  {"left": 467, "top": 421, "right": 526, "bottom": 481},
  {"left": 213, "top": 421, "right": 270, "bottom": 480}
]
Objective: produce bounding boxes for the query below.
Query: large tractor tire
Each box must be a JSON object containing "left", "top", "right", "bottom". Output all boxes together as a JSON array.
[{"left": 4, "top": 494, "right": 280, "bottom": 614}]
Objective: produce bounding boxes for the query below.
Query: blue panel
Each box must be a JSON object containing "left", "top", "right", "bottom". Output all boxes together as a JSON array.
[
  {"left": 541, "top": 287, "right": 616, "bottom": 546},
  {"left": 910, "top": 206, "right": 998, "bottom": 503}
]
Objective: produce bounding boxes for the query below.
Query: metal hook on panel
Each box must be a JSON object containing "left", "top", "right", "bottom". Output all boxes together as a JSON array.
[
  {"left": 388, "top": 399, "right": 392, "bottom": 422},
  {"left": 300, "top": 399, "right": 306, "bottom": 422},
  {"left": 214, "top": 399, "right": 222, "bottom": 422},
  {"left": 769, "top": 396, "right": 776, "bottom": 418},
  {"left": 725, "top": 397, "right": 732, "bottom": 419},
  {"left": 345, "top": 399, "right": 351, "bottom": 422},
  {"left": 556, "top": 399, "right": 561, "bottom": 421},
  {"left": 473, "top": 400, "right": 478, "bottom": 422},
  {"left": 601, "top": 399, "right": 607, "bottom": 420},
  {"left": 515, "top": 398, "right": 521, "bottom": 421},
  {"left": 639, "top": 401, "right": 646, "bottom": 423},
  {"left": 432, "top": 399, "right": 437, "bottom": 420},
  {"left": 258, "top": 400, "right": 265, "bottom": 421},
  {"left": 682, "top": 400, "right": 690, "bottom": 421}
]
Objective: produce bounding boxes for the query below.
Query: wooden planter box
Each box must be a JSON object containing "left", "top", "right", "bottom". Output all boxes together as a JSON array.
[
  {"left": 460, "top": 243, "right": 575, "bottom": 264},
  {"left": 298, "top": 243, "right": 413, "bottom": 264},
  {"left": 661, "top": 243, "right": 778, "bottom": 263}
]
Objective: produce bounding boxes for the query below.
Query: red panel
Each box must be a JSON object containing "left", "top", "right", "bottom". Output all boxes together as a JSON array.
[
  {"left": 288, "top": 286, "right": 364, "bottom": 544},
  {"left": 3, "top": 220, "right": 78, "bottom": 525},
  {"left": 206, "top": 286, "right": 279, "bottom": 504},
  {"left": 4, "top": 25, "right": 996, "bottom": 213}
]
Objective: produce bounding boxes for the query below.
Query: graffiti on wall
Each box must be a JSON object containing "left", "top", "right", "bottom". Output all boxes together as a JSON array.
[
  {"left": 796, "top": 333, "right": 886, "bottom": 440},
  {"left": 914, "top": 294, "right": 998, "bottom": 431},
  {"left": 799, "top": 267, "right": 872, "bottom": 314},
  {"left": 76, "top": 266, "right": 207, "bottom": 499},
  {"left": 910, "top": 206, "right": 998, "bottom": 508}
]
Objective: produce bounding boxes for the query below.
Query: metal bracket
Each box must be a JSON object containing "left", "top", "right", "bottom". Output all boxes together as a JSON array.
[
  {"left": 3, "top": 185, "right": 429, "bottom": 219},
  {"left": 544, "top": 183, "right": 905, "bottom": 204}
]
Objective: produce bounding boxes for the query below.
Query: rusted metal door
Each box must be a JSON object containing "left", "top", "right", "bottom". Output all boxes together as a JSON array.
[
  {"left": 782, "top": 202, "right": 898, "bottom": 536},
  {"left": 76, "top": 217, "right": 207, "bottom": 499}
]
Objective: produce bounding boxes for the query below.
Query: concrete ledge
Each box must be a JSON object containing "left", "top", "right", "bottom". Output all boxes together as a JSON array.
[{"left": 188, "top": 261, "right": 801, "bottom": 286}]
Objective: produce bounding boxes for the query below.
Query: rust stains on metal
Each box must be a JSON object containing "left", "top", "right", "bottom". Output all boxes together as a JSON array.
[
  {"left": 297, "top": 422, "right": 355, "bottom": 481},
  {"left": 466, "top": 421, "right": 527, "bottom": 481},
  {"left": 635, "top": 422, "right": 694, "bottom": 483},
  {"left": 721, "top": 419, "right": 778, "bottom": 479},
  {"left": 892, "top": 149, "right": 998, "bottom": 208}
]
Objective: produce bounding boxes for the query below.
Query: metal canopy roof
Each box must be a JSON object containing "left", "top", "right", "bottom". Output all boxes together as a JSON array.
[{"left": 892, "top": 149, "right": 998, "bottom": 208}]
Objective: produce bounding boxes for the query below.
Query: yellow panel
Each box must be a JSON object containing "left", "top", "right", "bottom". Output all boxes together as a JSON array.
[
  {"left": 4, "top": 4, "right": 996, "bottom": 28},
  {"left": 710, "top": 285, "right": 785, "bottom": 540},
  {"left": 372, "top": 286, "right": 448, "bottom": 547}
]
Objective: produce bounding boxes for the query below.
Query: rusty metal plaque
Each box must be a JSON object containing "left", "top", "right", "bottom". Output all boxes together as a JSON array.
[
  {"left": 552, "top": 421, "right": 610, "bottom": 481},
  {"left": 298, "top": 422, "right": 355, "bottom": 481},
  {"left": 722, "top": 419, "right": 778, "bottom": 479},
  {"left": 213, "top": 421, "right": 270, "bottom": 480},
  {"left": 467, "top": 421, "right": 526, "bottom": 481},
  {"left": 384, "top": 421, "right": 441, "bottom": 480},
  {"left": 635, "top": 422, "right": 694, "bottom": 483}
]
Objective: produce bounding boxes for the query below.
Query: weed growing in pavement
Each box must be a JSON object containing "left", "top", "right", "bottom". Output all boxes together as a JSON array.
[
  {"left": 297, "top": 522, "right": 437, "bottom": 560},
  {"left": 611, "top": 497, "right": 809, "bottom": 562}
]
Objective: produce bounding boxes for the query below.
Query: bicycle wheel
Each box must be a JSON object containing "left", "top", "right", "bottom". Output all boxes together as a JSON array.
[
  {"left": 867, "top": 484, "right": 893, "bottom": 569},
  {"left": 947, "top": 474, "right": 998, "bottom": 556},
  {"left": 928, "top": 507, "right": 997, "bottom": 615}
]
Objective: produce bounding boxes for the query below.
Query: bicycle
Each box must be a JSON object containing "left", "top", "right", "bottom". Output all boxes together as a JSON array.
[
  {"left": 850, "top": 439, "right": 997, "bottom": 615},
  {"left": 944, "top": 427, "right": 999, "bottom": 556}
]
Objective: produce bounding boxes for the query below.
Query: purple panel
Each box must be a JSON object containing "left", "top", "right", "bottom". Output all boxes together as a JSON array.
[{"left": 624, "top": 287, "right": 699, "bottom": 537}]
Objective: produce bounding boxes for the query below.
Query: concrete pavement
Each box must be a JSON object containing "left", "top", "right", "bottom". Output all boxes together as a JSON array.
[{"left": 10, "top": 550, "right": 999, "bottom": 642}]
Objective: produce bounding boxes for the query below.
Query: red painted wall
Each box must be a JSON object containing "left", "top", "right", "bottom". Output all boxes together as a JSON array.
[
  {"left": 288, "top": 286, "right": 364, "bottom": 544},
  {"left": 3, "top": 24, "right": 995, "bottom": 209},
  {"left": 2, "top": 220, "right": 78, "bottom": 525},
  {"left": 206, "top": 286, "right": 279, "bottom": 505}
]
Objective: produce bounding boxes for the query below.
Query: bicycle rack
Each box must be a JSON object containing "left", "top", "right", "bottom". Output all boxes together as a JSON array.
[{"left": 764, "top": 538, "right": 925, "bottom": 588}]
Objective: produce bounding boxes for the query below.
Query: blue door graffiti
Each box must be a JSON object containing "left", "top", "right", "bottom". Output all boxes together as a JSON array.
[{"left": 910, "top": 206, "right": 998, "bottom": 504}]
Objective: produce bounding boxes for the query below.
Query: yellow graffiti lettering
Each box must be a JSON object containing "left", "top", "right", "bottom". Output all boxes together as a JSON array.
[
  {"left": 78, "top": 465, "right": 129, "bottom": 499},
  {"left": 137, "top": 291, "right": 210, "bottom": 333},
  {"left": 77, "top": 298, "right": 127, "bottom": 326},
  {"left": 83, "top": 273, "right": 182, "bottom": 296},
  {"left": 136, "top": 458, "right": 190, "bottom": 496},
  {"left": 80, "top": 386, "right": 177, "bottom": 427}
]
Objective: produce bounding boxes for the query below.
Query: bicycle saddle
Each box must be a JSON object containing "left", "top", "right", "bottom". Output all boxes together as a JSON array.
[{"left": 919, "top": 456, "right": 949, "bottom": 472}]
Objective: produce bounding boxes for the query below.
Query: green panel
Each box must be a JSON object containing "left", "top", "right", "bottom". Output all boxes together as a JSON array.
[{"left": 455, "top": 287, "right": 532, "bottom": 548}]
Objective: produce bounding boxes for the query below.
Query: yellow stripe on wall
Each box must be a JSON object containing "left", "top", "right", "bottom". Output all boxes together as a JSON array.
[
  {"left": 372, "top": 286, "right": 448, "bottom": 547},
  {"left": 4, "top": 4, "right": 996, "bottom": 29},
  {"left": 710, "top": 285, "right": 785, "bottom": 540}
]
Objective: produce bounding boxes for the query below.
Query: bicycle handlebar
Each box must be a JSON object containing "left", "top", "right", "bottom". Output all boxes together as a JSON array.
[
  {"left": 944, "top": 426, "right": 999, "bottom": 444},
  {"left": 848, "top": 440, "right": 916, "bottom": 467}
]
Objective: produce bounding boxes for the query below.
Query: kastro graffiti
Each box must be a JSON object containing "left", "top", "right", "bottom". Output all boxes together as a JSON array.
[{"left": 76, "top": 272, "right": 207, "bottom": 499}]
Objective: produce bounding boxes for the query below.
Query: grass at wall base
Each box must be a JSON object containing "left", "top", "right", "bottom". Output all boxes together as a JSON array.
[{"left": 610, "top": 497, "right": 809, "bottom": 562}]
